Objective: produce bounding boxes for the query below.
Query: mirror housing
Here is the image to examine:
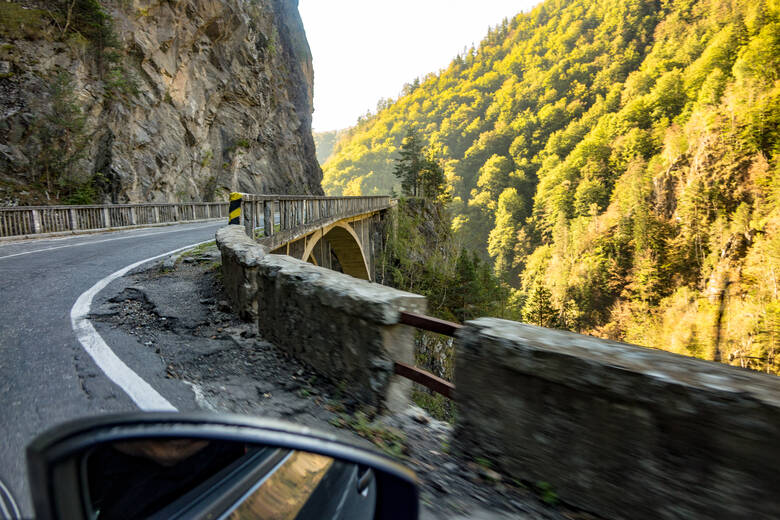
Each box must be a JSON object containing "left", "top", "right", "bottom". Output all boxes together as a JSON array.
[{"left": 27, "top": 412, "right": 419, "bottom": 520}]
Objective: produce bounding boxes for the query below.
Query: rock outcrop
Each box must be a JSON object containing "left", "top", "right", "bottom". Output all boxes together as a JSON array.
[{"left": 0, "top": 0, "right": 322, "bottom": 204}]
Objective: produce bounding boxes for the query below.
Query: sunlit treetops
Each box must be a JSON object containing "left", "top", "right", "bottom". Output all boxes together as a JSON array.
[{"left": 321, "top": 0, "right": 780, "bottom": 373}]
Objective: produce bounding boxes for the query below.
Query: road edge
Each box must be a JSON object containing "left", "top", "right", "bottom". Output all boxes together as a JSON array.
[{"left": 70, "top": 240, "right": 214, "bottom": 411}]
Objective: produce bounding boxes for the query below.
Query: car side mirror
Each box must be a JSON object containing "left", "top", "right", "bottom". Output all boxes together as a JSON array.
[{"left": 27, "top": 412, "right": 419, "bottom": 520}]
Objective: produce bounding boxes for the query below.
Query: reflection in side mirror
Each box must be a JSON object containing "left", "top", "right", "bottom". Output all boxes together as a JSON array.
[{"left": 27, "top": 413, "right": 418, "bottom": 520}]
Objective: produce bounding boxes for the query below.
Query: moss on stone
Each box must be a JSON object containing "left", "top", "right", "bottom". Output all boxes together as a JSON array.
[{"left": 0, "top": 2, "right": 51, "bottom": 40}]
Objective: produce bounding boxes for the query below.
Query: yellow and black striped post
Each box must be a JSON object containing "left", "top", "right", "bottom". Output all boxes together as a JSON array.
[{"left": 229, "top": 192, "right": 242, "bottom": 225}]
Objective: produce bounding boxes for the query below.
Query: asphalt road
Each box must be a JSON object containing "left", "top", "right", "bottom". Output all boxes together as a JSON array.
[{"left": 0, "top": 221, "right": 225, "bottom": 517}]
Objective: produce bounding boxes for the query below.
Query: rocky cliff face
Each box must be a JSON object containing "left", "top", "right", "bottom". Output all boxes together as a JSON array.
[{"left": 0, "top": 0, "right": 322, "bottom": 204}]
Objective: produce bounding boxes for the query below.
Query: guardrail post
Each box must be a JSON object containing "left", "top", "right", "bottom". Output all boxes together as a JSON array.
[
  {"left": 31, "top": 209, "right": 42, "bottom": 234},
  {"left": 129, "top": 207, "right": 137, "bottom": 225},
  {"left": 264, "top": 200, "right": 273, "bottom": 237},
  {"left": 102, "top": 207, "right": 111, "bottom": 228},
  {"left": 244, "top": 200, "right": 253, "bottom": 237},
  {"left": 229, "top": 192, "right": 242, "bottom": 225},
  {"left": 69, "top": 208, "right": 78, "bottom": 231}
]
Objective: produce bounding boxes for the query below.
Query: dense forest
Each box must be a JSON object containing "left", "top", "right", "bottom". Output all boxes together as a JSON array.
[
  {"left": 320, "top": 0, "right": 780, "bottom": 374},
  {"left": 313, "top": 129, "right": 347, "bottom": 165}
]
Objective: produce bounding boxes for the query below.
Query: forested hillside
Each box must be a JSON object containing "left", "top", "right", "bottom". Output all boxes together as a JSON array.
[
  {"left": 313, "top": 129, "right": 347, "bottom": 165},
  {"left": 322, "top": 0, "right": 780, "bottom": 373}
]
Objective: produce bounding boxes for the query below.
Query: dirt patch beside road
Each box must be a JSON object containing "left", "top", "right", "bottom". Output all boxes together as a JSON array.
[{"left": 90, "top": 244, "right": 592, "bottom": 520}]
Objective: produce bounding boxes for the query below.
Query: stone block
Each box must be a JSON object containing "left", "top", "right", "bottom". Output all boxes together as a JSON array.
[
  {"left": 255, "top": 252, "right": 426, "bottom": 411},
  {"left": 454, "top": 318, "right": 780, "bottom": 520},
  {"left": 216, "top": 225, "right": 268, "bottom": 321}
]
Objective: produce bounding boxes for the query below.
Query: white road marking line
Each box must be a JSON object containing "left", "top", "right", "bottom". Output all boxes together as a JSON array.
[
  {"left": 0, "top": 223, "right": 220, "bottom": 260},
  {"left": 0, "top": 479, "right": 20, "bottom": 520},
  {"left": 70, "top": 239, "right": 214, "bottom": 411}
]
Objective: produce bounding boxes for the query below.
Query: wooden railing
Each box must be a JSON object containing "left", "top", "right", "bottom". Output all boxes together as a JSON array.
[
  {"left": 0, "top": 202, "right": 229, "bottom": 238},
  {"left": 233, "top": 194, "right": 392, "bottom": 239}
]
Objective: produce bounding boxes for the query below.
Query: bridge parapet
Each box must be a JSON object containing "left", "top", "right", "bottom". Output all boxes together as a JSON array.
[
  {"left": 232, "top": 193, "right": 390, "bottom": 242},
  {"left": 216, "top": 225, "right": 425, "bottom": 412},
  {"left": 455, "top": 318, "right": 780, "bottom": 520},
  {"left": 232, "top": 193, "right": 393, "bottom": 281}
]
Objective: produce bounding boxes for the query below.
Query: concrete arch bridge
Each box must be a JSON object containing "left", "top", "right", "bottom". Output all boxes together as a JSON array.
[{"left": 230, "top": 194, "right": 393, "bottom": 281}]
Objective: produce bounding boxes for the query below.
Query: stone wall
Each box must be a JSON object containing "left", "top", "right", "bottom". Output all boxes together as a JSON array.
[
  {"left": 216, "top": 225, "right": 426, "bottom": 412},
  {"left": 455, "top": 318, "right": 780, "bottom": 520},
  {"left": 216, "top": 225, "right": 267, "bottom": 321}
]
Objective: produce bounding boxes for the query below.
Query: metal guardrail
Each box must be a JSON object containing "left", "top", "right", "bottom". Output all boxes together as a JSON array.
[
  {"left": 395, "top": 311, "right": 460, "bottom": 399},
  {"left": 230, "top": 193, "right": 392, "bottom": 239},
  {"left": 0, "top": 202, "right": 229, "bottom": 238}
]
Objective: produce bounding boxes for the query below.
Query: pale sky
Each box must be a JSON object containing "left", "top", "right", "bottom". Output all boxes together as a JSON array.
[{"left": 298, "top": 1, "right": 540, "bottom": 132}]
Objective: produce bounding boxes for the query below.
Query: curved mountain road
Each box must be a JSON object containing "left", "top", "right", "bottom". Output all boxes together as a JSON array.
[{"left": 0, "top": 221, "right": 224, "bottom": 516}]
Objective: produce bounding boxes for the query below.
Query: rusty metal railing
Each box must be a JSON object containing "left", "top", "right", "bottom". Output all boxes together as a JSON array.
[{"left": 394, "top": 311, "right": 461, "bottom": 399}]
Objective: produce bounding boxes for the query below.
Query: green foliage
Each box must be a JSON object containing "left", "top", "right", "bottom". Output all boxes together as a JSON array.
[
  {"left": 31, "top": 71, "right": 90, "bottom": 195},
  {"left": 329, "top": 411, "right": 407, "bottom": 459},
  {"left": 40, "top": 1, "right": 137, "bottom": 101},
  {"left": 379, "top": 129, "right": 447, "bottom": 201},
  {"left": 48, "top": 0, "right": 116, "bottom": 46},
  {"left": 104, "top": 63, "right": 139, "bottom": 99},
  {"left": 393, "top": 130, "right": 425, "bottom": 197},
  {"left": 522, "top": 281, "right": 558, "bottom": 327},
  {"left": 0, "top": 3, "right": 50, "bottom": 39},
  {"left": 536, "top": 481, "right": 559, "bottom": 506},
  {"left": 380, "top": 200, "right": 505, "bottom": 419},
  {"left": 313, "top": 129, "right": 348, "bottom": 165},
  {"left": 63, "top": 180, "right": 97, "bottom": 204},
  {"left": 392, "top": 129, "right": 448, "bottom": 200},
  {"left": 488, "top": 187, "right": 525, "bottom": 279},
  {"left": 325, "top": 0, "right": 780, "bottom": 374},
  {"left": 411, "top": 388, "right": 454, "bottom": 423}
]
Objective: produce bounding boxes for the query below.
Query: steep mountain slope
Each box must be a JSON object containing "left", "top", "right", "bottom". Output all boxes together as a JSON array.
[
  {"left": 0, "top": 0, "right": 322, "bottom": 204},
  {"left": 322, "top": 0, "right": 780, "bottom": 372}
]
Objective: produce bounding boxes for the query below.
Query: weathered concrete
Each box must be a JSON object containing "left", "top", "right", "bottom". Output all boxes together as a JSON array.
[
  {"left": 454, "top": 318, "right": 780, "bottom": 520},
  {"left": 216, "top": 225, "right": 268, "bottom": 321},
  {"left": 217, "top": 224, "right": 427, "bottom": 412}
]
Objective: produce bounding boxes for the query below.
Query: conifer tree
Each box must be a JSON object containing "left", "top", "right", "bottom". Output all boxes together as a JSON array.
[
  {"left": 394, "top": 129, "right": 448, "bottom": 201},
  {"left": 522, "top": 281, "right": 558, "bottom": 328},
  {"left": 393, "top": 129, "right": 424, "bottom": 196},
  {"left": 421, "top": 151, "right": 447, "bottom": 201}
]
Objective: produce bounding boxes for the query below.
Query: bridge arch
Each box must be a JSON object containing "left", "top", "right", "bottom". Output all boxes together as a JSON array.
[{"left": 302, "top": 221, "right": 371, "bottom": 281}]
